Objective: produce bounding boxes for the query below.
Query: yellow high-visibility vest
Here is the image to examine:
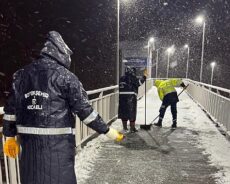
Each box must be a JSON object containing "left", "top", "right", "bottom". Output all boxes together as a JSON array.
[{"left": 154, "top": 79, "right": 183, "bottom": 100}]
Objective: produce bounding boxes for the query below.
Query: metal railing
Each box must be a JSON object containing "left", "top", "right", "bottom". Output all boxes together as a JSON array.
[
  {"left": 185, "top": 79, "right": 230, "bottom": 134},
  {"left": 75, "top": 85, "right": 119, "bottom": 147},
  {"left": 0, "top": 79, "right": 153, "bottom": 184}
]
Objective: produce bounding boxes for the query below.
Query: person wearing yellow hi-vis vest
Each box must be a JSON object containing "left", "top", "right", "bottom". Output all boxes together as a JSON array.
[{"left": 154, "top": 79, "right": 186, "bottom": 129}]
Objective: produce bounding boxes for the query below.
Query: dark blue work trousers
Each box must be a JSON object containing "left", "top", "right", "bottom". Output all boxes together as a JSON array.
[{"left": 159, "top": 92, "right": 179, "bottom": 122}]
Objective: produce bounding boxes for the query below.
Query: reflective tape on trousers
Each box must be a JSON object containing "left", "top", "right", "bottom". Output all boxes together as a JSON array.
[{"left": 17, "top": 126, "right": 75, "bottom": 135}]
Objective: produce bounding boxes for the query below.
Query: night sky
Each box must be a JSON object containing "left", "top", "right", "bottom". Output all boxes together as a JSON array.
[
  {"left": 120, "top": 0, "right": 230, "bottom": 87},
  {"left": 0, "top": 0, "right": 230, "bottom": 94},
  {"left": 0, "top": 0, "right": 117, "bottom": 91}
]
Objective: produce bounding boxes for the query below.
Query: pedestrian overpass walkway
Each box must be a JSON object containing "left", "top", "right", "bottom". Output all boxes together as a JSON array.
[{"left": 75, "top": 86, "right": 230, "bottom": 184}]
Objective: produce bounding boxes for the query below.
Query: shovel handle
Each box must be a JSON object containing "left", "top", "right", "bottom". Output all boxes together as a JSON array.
[
  {"left": 177, "top": 84, "right": 189, "bottom": 97},
  {"left": 145, "top": 79, "right": 147, "bottom": 125}
]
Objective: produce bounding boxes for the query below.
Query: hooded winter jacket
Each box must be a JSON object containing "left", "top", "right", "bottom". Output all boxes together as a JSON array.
[
  {"left": 118, "top": 72, "right": 145, "bottom": 121},
  {"left": 3, "top": 31, "right": 109, "bottom": 184}
]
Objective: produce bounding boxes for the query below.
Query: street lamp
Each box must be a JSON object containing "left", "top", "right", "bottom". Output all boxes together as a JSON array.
[
  {"left": 166, "top": 46, "right": 174, "bottom": 78},
  {"left": 147, "top": 37, "right": 155, "bottom": 78},
  {"left": 117, "top": 0, "right": 130, "bottom": 83},
  {"left": 116, "top": 0, "right": 120, "bottom": 84},
  {"left": 210, "top": 62, "right": 216, "bottom": 85},
  {"left": 196, "top": 15, "right": 204, "bottom": 24},
  {"left": 149, "top": 37, "right": 154, "bottom": 43},
  {"left": 195, "top": 15, "right": 206, "bottom": 82},
  {"left": 155, "top": 47, "right": 165, "bottom": 78},
  {"left": 184, "top": 44, "right": 190, "bottom": 78}
]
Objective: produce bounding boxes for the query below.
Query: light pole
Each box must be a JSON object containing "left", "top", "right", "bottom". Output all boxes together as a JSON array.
[
  {"left": 166, "top": 46, "right": 174, "bottom": 78},
  {"left": 184, "top": 44, "right": 190, "bottom": 78},
  {"left": 155, "top": 47, "right": 165, "bottom": 78},
  {"left": 210, "top": 62, "right": 216, "bottom": 85},
  {"left": 156, "top": 49, "right": 159, "bottom": 78},
  {"left": 116, "top": 0, "right": 120, "bottom": 84},
  {"left": 147, "top": 37, "right": 155, "bottom": 78},
  {"left": 195, "top": 15, "right": 206, "bottom": 82}
]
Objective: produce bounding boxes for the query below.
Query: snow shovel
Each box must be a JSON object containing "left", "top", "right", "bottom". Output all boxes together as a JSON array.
[{"left": 140, "top": 79, "right": 151, "bottom": 130}]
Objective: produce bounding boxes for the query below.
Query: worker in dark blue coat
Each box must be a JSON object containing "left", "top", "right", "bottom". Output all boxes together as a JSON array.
[
  {"left": 118, "top": 67, "right": 146, "bottom": 132},
  {"left": 2, "top": 31, "right": 124, "bottom": 184}
]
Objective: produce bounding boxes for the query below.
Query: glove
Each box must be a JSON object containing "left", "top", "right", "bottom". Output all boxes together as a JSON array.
[
  {"left": 3, "top": 137, "right": 20, "bottom": 158},
  {"left": 180, "top": 82, "right": 186, "bottom": 88},
  {"left": 143, "top": 69, "right": 148, "bottom": 77},
  {"left": 106, "top": 128, "right": 124, "bottom": 142}
]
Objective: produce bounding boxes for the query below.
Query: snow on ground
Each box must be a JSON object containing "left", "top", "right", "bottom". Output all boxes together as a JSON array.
[
  {"left": 75, "top": 87, "right": 230, "bottom": 184},
  {"left": 75, "top": 134, "right": 107, "bottom": 183},
  {"left": 137, "top": 87, "right": 230, "bottom": 184},
  {"left": 179, "top": 90, "right": 230, "bottom": 184},
  {"left": 75, "top": 119, "right": 123, "bottom": 184}
]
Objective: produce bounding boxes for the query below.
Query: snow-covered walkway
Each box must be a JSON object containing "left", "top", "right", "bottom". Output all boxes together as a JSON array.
[{"left": 75, "top": 87, "right": 230, "bottom": 184}]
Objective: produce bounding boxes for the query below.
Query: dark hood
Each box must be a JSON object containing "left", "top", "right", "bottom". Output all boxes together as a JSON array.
[{"left": 40, "top": 31, "right": 73, "bottom": 69}]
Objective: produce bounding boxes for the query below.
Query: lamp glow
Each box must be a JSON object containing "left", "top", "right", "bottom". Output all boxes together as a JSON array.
[
  {"left": 210, "top": 62, "right": 216, "bottom": 68},
  {"left": 149, "top": 37, "right": 154, "bottom": 43},
  {"left": 196, "top": 15, "right": 204, "bottom": 24}
]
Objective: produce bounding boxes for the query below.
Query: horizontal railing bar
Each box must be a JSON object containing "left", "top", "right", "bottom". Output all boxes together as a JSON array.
[
  {"left": 185, "top": 79, "right": 230, "bottom": 94},
  {"left": 87, "top": 85, "right": 118, "bottom": 95},
  {"left": 90, "top": 93, "right": 117, "bottom": 103}
]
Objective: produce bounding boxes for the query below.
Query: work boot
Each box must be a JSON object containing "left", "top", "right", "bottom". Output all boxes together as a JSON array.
[
  {"left": 171, "top": 120, "right": 177, "bottom": 129},
  {"left": 122, "top": 121, "right": 128, "bottom": 131},
  {"left": 130, "top": 121, "right": 138, "bottom": 133},
  {"left": 154, "top": 119, "right": 162, "bottom": 127},
  {"left": 130, "top": 127, "right": 138, "bottom": 133}
]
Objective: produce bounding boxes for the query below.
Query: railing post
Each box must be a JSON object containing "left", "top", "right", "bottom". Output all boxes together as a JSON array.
[
  {"left": 83, "top": 124, "right": 88, "bottom": 140},
  {"left": 102, "top": 97, "right": 107, "bottom": 122},
  {"left": 107, "top": 96, "right": 111, "bottom": 121},
  {"left": 75, "top": 117, "right": 81, "bottom": 147},
  {"left": 8, "top": 158, "right": 18, "bottom": 184},
  {"left": 3, "top": 136, "right": 18, "bottom": 184},
  {"left": 90, "top": 101, "right": 97, "bottom": 134},
  {"left": 3, "top": 136, "right": 10, "bottom": 184},
  {"left": 0, "top": 156, "right": 3, "bottom": 184},
  {"left": 98, "top": 92, "right": 103, "bottom": 119}
]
